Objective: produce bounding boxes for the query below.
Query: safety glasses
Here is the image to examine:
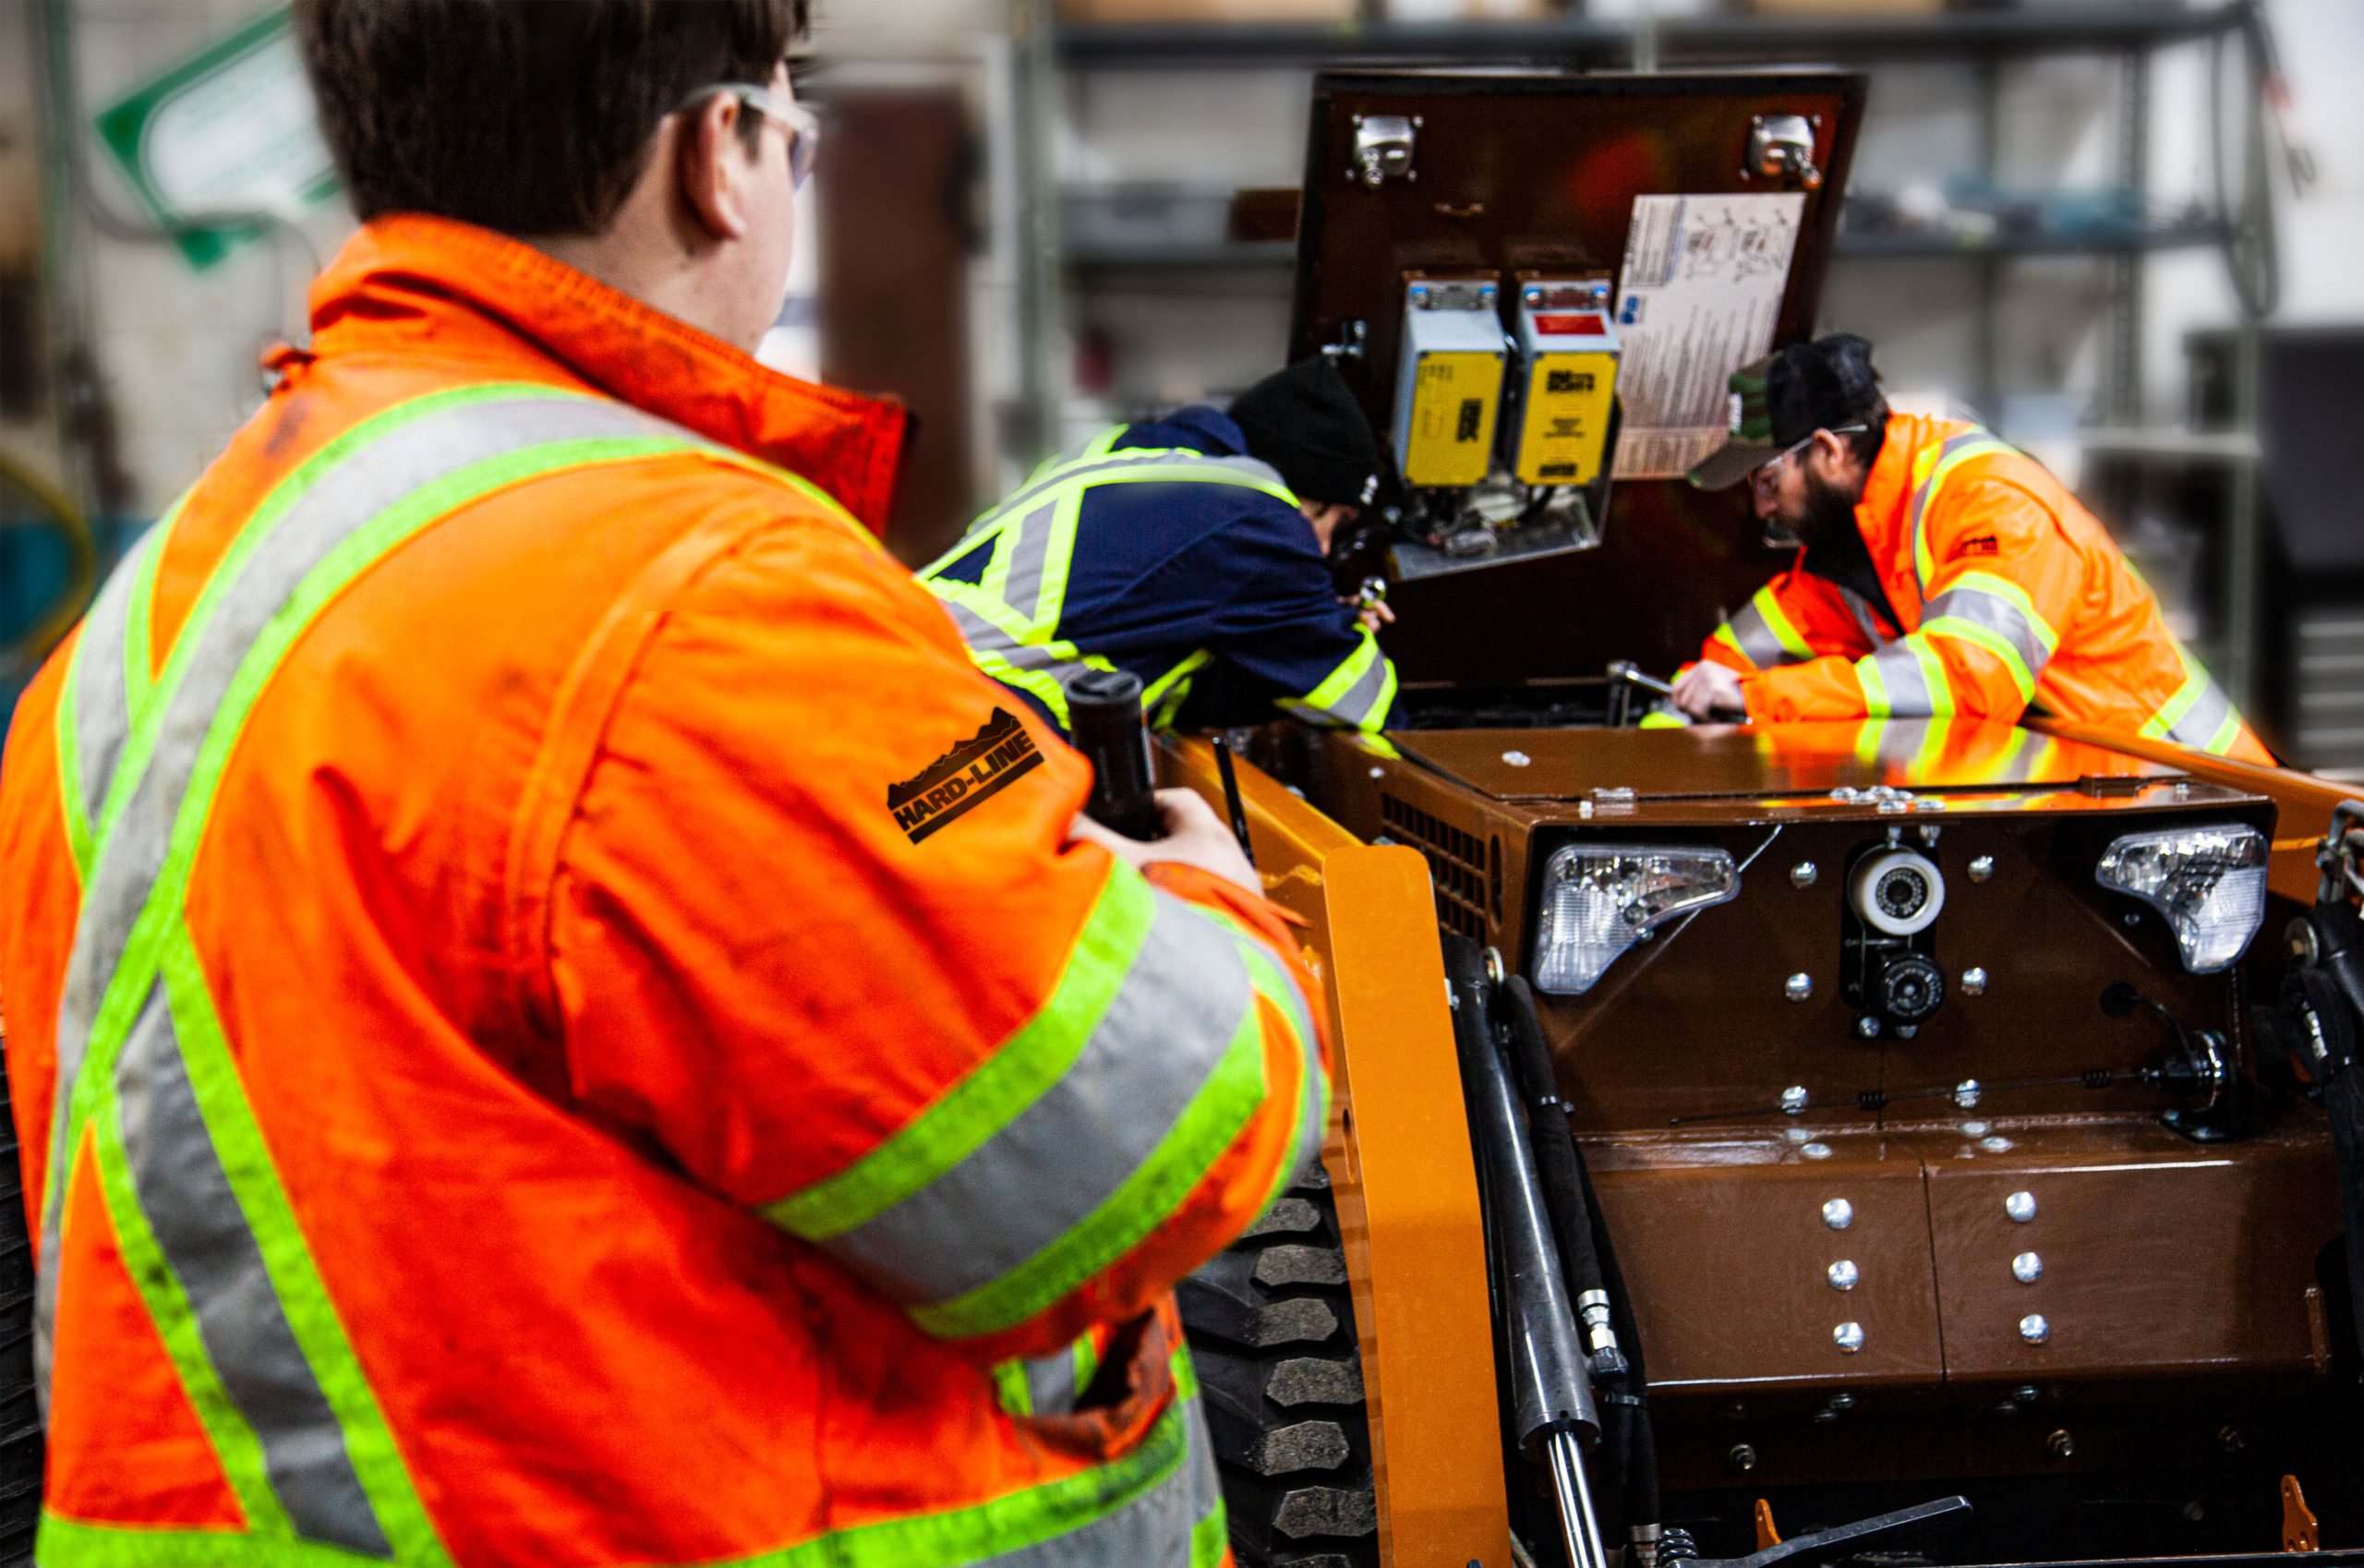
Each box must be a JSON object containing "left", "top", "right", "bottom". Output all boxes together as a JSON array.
[
  {"left": 685, "top": 81, "right": 822, "bottom": 189},
  {"left": 1747, "top": 424, "right": 1867, "bottom": 501}
]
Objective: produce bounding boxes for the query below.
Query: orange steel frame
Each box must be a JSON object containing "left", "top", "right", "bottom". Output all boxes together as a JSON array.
[{"left": 1162, "top": 737, "right": 1511, "bottom": 1568}]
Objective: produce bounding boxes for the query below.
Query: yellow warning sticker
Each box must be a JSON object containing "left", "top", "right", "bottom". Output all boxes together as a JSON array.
[
  {"left": 1402, "top": 352, "right": 1502, "bottom": 488},
  {"left": 1514, "top": 351, "right": 1618, "bottom": 487}
]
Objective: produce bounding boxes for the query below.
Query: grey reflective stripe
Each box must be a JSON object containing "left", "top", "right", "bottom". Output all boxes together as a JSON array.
[
  {"left": 821, "top": 890, "right": 1253, "bottom": 1307},
  {"left": 2169, "top": 675, "right": 2237, "bottom": 749},
  {"left": 986, "top": 1394, "right": 1222, "bottom": 1568},
  {"left": 1921, "top": 585, "right": 2051, "bottom": 680},
  {"left": 1867, "top": 642, "right": 1939, "bottom": 717},
  {"left": 1020, "top": 1349, "right": 1081, "bottom": 1417},
  {"left": 1308, "top": 649, "right": 1391, "bottom": 729},
  {"left": 1003, "top": 501, "right": 1060, "bottom": 625},
  {"left": 1725, "top": 600, "right": 1792, "bottom": 668},
  {"left": 941, "top": 597, "right": 1095, "bottom": 681},
  {"left": 69, "top": 536, "right": 145, "bottom": 834},
  {"left": 39, "top": 392, "right": 686, "bottom": 1510},
  {"left": 114, "top": 981, "right": 389, "bottom": 1556},
  {"left": 1838, "top": 587, "right": 1885, "bottom": 647}
]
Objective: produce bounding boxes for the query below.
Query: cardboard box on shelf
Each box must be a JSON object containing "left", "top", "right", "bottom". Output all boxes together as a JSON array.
[{"left": 1056, "top": 0, "right": 1356, "bottom": 23}]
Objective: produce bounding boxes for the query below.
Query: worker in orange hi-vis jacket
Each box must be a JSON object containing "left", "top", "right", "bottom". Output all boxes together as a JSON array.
[
  {"left": 0, "top": 3, "right": 1326, "bottom": 1564},
  {"left": 1670, "top": 333, "right": 2274, "bottom": 766}
]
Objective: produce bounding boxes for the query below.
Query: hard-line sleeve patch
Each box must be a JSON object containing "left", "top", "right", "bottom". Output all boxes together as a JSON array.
[{"left": 888, "top": 708, "right": 1045, "bottom": 844}]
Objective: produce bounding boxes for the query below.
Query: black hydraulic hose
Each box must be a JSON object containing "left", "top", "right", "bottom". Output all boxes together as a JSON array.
[{"left": 1501, "top": 978, "right": 1625, "bottom": 1383}]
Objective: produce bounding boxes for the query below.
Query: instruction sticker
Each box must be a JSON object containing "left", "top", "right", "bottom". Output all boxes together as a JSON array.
[{"left": 1610, "top": 193, "right": 1806, "bottom": 479}]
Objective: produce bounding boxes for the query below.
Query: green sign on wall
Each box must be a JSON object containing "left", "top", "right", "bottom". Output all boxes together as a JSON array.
[{"left": 91, "top": 7, "right": 341, "bottom": 272}]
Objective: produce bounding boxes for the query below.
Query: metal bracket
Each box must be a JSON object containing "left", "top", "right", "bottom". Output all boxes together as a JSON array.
[
  {"left": 1351, "top": 114, "right": 1418, "bottom": 188},
  {"left": 1746, "top": 113, "right": 1823, "bottom": 191}
]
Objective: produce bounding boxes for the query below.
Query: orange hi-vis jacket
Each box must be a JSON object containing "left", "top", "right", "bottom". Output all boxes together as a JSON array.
[
  {"left": 1697, "top": 413, "right": 2274, "bottom": 765},
  {"left": 0, "top": 215, "right": 1329, "bottom": 1567}
]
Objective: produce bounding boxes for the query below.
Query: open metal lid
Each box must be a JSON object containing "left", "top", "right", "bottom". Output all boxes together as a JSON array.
[{"left": 1291, "top": 70, "right": 1868, "bottom": 688}]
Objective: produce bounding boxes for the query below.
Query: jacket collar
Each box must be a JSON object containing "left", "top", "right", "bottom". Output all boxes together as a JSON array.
[
  {"left": 1849, "top": 412, "right": 1970, "bottom": 617},
  {"left": 307, "top": 215, "right": 907, "bottom": 534}
]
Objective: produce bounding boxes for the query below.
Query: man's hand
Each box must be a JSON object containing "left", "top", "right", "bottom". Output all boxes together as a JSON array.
[
  {"left": 1356, "top": 599, "right": 1395, "bottom": 637},
  {"left": 1671, "top": 660, "right": 1748, "bottom": 722},
  {"left": 1069, "top": 788, "right": 1259, "bottom": 895}
]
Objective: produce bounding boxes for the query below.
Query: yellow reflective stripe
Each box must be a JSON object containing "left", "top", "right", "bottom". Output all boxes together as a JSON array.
[
  {"left": 1143, "top": 649, "right": 1212, "bottom": 730},
  {"left": 1285, "top": 632, "right": 1394, "bottom": 730},
  {"left": 1755, "top": 585, "right": 1815, "bottom": 661},
  {"left": 1909, "top": 434, "right": 2017, "bottom": 591},
  {"left": 2141, "top": 657, "right": 2210, "bottom": 741},
  {"left": 1919, "top": 616, "right": 2036, "bottom": 702},
  {"left": 1907, "top": 638, "right": 1957, "bottom": 717},
  {"left": 1857, "top": 654, "right": 1893, "bottom": 718},
  {"left": 991, "top": 1359, "right": 1032, "bottom": 1417},
  {"left": 2202, "top": 709, "right": 2244, "bottom": 755},
  {"left": 1708, "top": 622, "right": 1753, "bottom": 670}
]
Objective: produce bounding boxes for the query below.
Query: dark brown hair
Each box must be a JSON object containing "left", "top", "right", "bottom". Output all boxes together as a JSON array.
[{"left": 296, "top": 0, "right": 806, "bottom": 237}]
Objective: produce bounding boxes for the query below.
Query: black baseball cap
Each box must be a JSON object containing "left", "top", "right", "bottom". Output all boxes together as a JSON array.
[
  {"left": 1227, "top": 356, "right": 1386, "bottom": 509},
  {"left": 1687, "top": 333, "right": 1885, "bottom": 491}
]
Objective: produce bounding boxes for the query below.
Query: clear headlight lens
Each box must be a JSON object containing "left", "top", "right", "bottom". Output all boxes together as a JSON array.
[
  {"left": 1534, "top": 843, "right": 1740, "bottom": 995},
  {"left": 2095, "top": 823, "right": 2268, "bottom": 973}
]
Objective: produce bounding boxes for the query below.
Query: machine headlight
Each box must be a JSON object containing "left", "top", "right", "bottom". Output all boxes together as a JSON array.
[
  {"left": 1534, "top": 843, "right": 1740, "bottom": 995},
  {"left": 2095, "top": 823, "right": 2268, "bottom": 973}
]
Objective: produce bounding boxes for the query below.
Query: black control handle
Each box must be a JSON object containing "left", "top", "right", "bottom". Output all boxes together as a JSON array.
[{"left": 1065, "top": 669, "right": 1163, "bottom": 841}]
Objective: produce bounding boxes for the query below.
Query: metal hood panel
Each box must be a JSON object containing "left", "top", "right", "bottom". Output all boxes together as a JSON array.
[
  {"left": 1291, "top": 69, "right": 1868, "bottom": 687},
  {"left": 1391, "top": 719, "right": 2192, "bottom": 802}
]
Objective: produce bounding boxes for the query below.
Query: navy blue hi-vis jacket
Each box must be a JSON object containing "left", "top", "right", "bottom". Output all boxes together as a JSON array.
[{"left": 918, "top": 407, "right": 1395, "bottom": 733}]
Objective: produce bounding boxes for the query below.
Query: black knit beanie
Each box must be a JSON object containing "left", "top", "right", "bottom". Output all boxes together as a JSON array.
[{"left": 1227, "top": 356, "right": 1386, "bottom": 508}]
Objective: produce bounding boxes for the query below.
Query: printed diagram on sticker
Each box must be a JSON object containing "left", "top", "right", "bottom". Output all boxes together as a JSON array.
[{"left": 1610, "top": 193, "right": 1805, "bottom": 479}]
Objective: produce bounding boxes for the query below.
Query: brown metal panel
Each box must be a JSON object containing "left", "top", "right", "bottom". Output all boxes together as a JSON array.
[
  {"left": 816, "top": 89, "right": 975, "bottom": 567},
  {"left": 1390, "top": 719, "right": 2179, "bottom": 803},
  {"left": 1911, "top": 1114, "right": 2343, "bottom": 1382},
  {"left": 1161, "top": 740, "right": 1510, "bottom": 1568},
  {"left": 1288, "top": 71, "right": 1867, "bottom": 685},
  {"left": 1586, "top": 1131, "right": 1943, "bottom": 1393}
]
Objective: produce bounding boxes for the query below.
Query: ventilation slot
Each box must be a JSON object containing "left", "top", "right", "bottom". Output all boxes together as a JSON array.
[{"left": 1381, "top": 794, "right": 1489, "bottom": 940}]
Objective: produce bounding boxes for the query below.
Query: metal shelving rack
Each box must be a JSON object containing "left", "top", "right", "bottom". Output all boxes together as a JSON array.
[{"left": 1013, "top": 0, "right": 2275, "bottom": 696}]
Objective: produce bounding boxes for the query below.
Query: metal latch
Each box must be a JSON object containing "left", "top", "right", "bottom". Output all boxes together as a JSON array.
[
  {"left": 1350, "top": 114, "right": 1418, "bottom": 188},
  {"left": 1746, "top": 114, "right": 1822, "bottom": 190}
]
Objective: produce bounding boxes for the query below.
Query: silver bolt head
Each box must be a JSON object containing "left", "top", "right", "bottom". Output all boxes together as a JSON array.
[
  {"left": 1802, "top": 1141, "right": 1833, "bottom": 1161},
  {"left": 1981, "top": 1135, "right": 2013, "bottom": 1152},
  {"left": 2006, "top": 1190, "right": 2037, "bottom": 1223},
  {"left": 1827, "top": 1392, "right": 1856, "bottom": 1412},
  {"left": 1856, "top": 1015, "right": 1882, "bottom": 1039},
  {"left": 1781, "top": 1083, "right": 1810, "bottom": 1112},
  {"left": 1822, "top": 1197, "right": 1854, "bottom": 1230},
  {"left": 2047, "top": 1429, "right": 2074, "bottom": 1458},
  {"left": 1961, "top": 966, "right": 1988, "bottom": 996},
  {"left": 1956, "top": 1079, "right": 1982, "bottom": 1108},
  {"left": 2012, "top": 1250, "right": 2044, "bottom": 1284},
  {"left": 1827, "top": 1260, "right": 1859, "bottom": 1290},
  {"left": 1961, "top": 1120, "right": 1990, "bottom": 1137},
  {"left": 1791, "top": 861, "right": 1818, "bottom": 887},
  {"left": 2020, "top": 1313, "right": 2050, "bottom": 1345},
  {"left": 1728, "top": 1442, "right": 1757, "bottom": 1472},
  {"left": 1969, "top": 854, "right": 1996, "bottom": 881},
  {"left": 2015, "top": 1384, "right": 2041, "bottom": 1405},
  {"left": 1834, "top": 1321, "right": 1864, "bottom": 1353},
  {"left": 1369, "top": 766, "right": 1384, "bottom": 778},
  {"left": 1785, "top": 973, "right": 1814, "bottom": 1003}
]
